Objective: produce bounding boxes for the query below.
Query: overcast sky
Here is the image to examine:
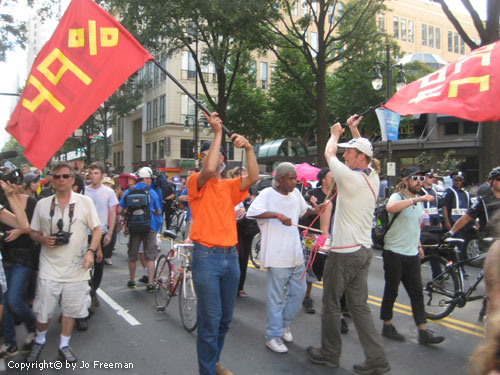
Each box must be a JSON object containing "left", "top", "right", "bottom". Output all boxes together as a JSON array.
[{"left": 0, "top": 0, "right": 488, "bottom": 154}]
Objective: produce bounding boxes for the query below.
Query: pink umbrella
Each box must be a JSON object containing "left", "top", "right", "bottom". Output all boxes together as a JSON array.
[{"left": 295, "top": 163, "right": 321, "bottom": 183}]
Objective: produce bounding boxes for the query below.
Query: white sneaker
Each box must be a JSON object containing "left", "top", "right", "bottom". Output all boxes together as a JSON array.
[
  {"left": 282, "top": 327, "right": 293, "bottom": 343},
  {"left": 266, "top": 337, "right": 288, "bottom": 353}
]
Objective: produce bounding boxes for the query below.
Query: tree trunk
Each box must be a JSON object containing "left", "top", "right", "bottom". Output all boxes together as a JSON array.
[
  {"left": 482, "top": 121, "right": 500, "bottom": 177},
  {"left": 316, "top": 62, "right": 328, "bottom": 167}
]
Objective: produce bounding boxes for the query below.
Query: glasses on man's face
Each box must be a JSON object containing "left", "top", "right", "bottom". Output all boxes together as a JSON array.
[
  {"left": 53, "top": 174, "right": 71, "bottom": 180},
  {"left": 410, "top": 176, "right": 425, "bottom": 182}
]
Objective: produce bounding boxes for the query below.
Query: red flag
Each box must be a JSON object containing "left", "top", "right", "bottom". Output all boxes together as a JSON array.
[
  {"left": 384, "top": 40, "right": 500, "bottom": 123},
  {"left": 7, "top": 0, "right": 152, "bottom": 168}
]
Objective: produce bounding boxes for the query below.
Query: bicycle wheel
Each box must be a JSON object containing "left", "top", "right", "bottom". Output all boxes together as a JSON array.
[
  {"left": 154, "top": 255, "right": 172, "bottom": 312},
  {"left": 179, "top": 270, "right": 198, "bottom": 332},
  {"left": 420, "top": 254, "right": 460, "bottom": 320},
  {"left": 250, "top": 233, "right": 261, "bottom": 269}
]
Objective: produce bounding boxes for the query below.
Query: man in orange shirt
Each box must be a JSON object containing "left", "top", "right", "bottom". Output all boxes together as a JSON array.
[{"left": 187, "top": 112, "right": 258, "bottom": 375}]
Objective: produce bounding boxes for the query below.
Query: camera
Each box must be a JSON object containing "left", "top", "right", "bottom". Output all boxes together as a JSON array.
[
  {"left": 50, "top": 219, "right": 72, "bottom": 246},
  {"left": 0, "top": 168, "right": 23, "bottom": 185}
]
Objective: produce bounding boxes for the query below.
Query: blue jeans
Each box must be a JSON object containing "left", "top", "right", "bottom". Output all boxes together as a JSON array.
[
  {"left": 2, "top": 263, "right": 36, "bottom": 346},
  {"left": 266, "top": 264, "right": 306, "bottom": 341},
  {"left": 192, "top": 243, "right": 240, "bottom": 375}
]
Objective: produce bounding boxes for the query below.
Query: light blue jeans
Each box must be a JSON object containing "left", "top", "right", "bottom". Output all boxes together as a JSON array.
[
  {"left": 266, "top": 264, "right": 306, "bottom": 341},
  {"left": 192, "top": 242, "right": 240, "bottom": 375}
]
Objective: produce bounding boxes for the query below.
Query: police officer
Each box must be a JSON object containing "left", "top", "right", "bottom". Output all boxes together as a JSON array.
[
  {"left": 421, "top": 169, "right": 440, "bottom": 226},
  {"left": 440, "top": 171, "right": 472, "bottom": 276}
]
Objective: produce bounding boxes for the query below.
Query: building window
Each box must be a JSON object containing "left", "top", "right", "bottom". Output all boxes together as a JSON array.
[
  {"left": 422, "top": 24, "right": 427, "bottom": 46},
  {"left": 260, "top": 61, "right": 268, "bottom": 90},
  {"left": 160, "top": 54, "right": 167, "bottom": 82},
  {"left": 329, "top": 4, "right": 335, "bottom": 25},
  {"left": 159, "top": 95, "right": 166, "bottom": 125},
  {"left": 147, "top": 62, "right": 153, "bottom": 88},
  {"left": 445, "top": 122, "right": 459, "bottom": 135},
  {"left": 301, "top": 0, "right": 307, "bottom": 16},
  {"left": 393, "top": 17, "right": 399, "bottom": 39},
  {"left": 249, "top": 60, "right": 257, "bottom": 88},
  {"left": 429, "top": 26, "right": 434, "bottom": 48},
  {"left": 448, "top": 31, "right": 452, "bottom": 52},
  {"left": 152, "top": 142, "right": 157, "bottom": 161},
  {"left": 311, "top": 31, "right": 318, "bottom": 57},
  {"left": 460, "top": 38, "right": 465, "bottom": 54},
  {"left": 182, "top": 51, "right": 197, "bottom": 80},
  {"left": 436, "top": 27, "right": 441, "bottom": 49},
  {"left": 400, "top": 18, "right": 406, "bottom": 41},
  {"left": 377, "top": 13, "right": 384, "bottom": 32},
  {"left": 181, "top": 94, "right": 196, "bottom": 124},
  {"left": 153, "top": 62, "right": 159, "bottom": 86},
  {"left": 408, "top": 20, "right": 414, "bottom": 43},
  {"left": 146, "top": 102, "right": 152, "bottom": 130},
  {"left": 159, "top": 139, "right": 165, "bottom": 159},
  {"left": 180, "top": 139, "right": 195, "bottom": 159},
  {"left": 293, "top": 0, "right": 298, "bottom": 16},
  {"left": 152, "top": 98, "right": 158, "bottom": 128},
  {"left": 454, "top": 32, "right": 459, "bottom": 53},
  {"left": 146, "top": 143, "right": 151, "bottom": 161}
]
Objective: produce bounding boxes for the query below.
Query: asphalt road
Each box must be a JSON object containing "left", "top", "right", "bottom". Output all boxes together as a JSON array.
[{"left": 1, "top": 232, "right": 485, "bottom": 374}]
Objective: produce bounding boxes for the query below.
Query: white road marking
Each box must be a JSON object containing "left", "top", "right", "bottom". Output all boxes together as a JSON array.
[{"left": 96, "top": 289, "right": 141, "bottom": 326}]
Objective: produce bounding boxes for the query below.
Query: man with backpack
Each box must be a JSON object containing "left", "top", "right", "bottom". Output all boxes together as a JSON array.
[
  {"left": 379, "top": 167, "right": 445, "bottom": 345},
  {"left": 118, "top": 167, "right": 162, "bottom": 292}
]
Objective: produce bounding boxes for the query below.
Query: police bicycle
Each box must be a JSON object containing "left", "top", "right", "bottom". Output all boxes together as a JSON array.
[
  {"left": 420, "top": 237, "right": 495, "bottom": 320},
  {"left": 154, "top": 231, "right": 197, "bottom": 332}
]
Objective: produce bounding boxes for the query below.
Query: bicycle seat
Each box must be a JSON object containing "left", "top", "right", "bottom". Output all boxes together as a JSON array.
[{"left": 163, "top": 230, "right": 177, "bottom": 239}]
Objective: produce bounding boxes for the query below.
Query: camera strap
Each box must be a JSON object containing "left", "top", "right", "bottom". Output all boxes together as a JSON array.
[{"left": 49, "top": 196, "right": 75, "bottom": 234}]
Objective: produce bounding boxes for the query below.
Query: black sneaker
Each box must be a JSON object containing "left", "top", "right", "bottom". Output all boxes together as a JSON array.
[
  {"left": 146, "top": 284, "right": 155, "bottom": 293},
  {"left": 58, "top": 346, "right": 77, "bottom": 363},
  {"left": 302, "top": 297, "right": 316, "bottom": 314},
  {"left": 127, "top": 280, "right": 137, "bottom": 289},
  {"left": 353, "top": 361, "right": 391, "bottom": 375},
  {"left": 382, "top": 324, "right": 405, "bottom": 341},
  {"left": 25, "top": 342, "right": 44, "bottom": 363},
  {"left": 0, "top": 343, "right": 18, "bottom": 359},
  {"left": 75, "top": 318, "right": 89, "bottom": 331},
  {"left": 22, "top": 332, "right": 36, "bottom": 352},
  {"left": 341, "top": 318, "right": 349, "bottom": 334},
  {"left": 89, "top": 293, "right": 100, "bottom": 314},
  {"left": 418, "top": 329, "right": 445, "bottom": 345},
  {"left": 305, "top": 346, "right": 339, "bottom": 368},
  {"left": 138, "top": 275, "right": 148, "bottom": 284}
]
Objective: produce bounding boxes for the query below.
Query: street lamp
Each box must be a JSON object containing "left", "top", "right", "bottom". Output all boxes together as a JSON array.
[{"left": 371, "top": 43, "right": 406, "bottom": 192}]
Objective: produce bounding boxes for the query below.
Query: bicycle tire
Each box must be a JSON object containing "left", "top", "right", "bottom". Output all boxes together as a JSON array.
[
  {"left": 176, "top": 210, "right": 187, "bottom": 241},
  {"left": 178, "top": 270, "right": 198, "bottom": 332},
  {"left": 154, "top": 255, "right": 172, "bottom": 312},
  {"left": 250, "top": 233, "right": 261, "bottom": 269},
  {"left": 420, "top": 254, "right": 460, "bottom": 320}
]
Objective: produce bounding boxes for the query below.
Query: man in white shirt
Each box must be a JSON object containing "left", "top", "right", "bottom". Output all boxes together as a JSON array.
[
  {"left": 306, "top": 116, "right": 390, "bottom": 375},
  {"left": 28, "top": 162, "right": 101, "bottom": 364},
  {"left": 247, "top": 162, "right": 321, "bottom": 354}
]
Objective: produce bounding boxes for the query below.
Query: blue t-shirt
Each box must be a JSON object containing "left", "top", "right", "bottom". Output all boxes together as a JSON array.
[
  {"left": 384, "top": 192, "right": 423, "bottom": 256},
  {"left": 120, "top": 182, "right": 163, "bottom": 232}
]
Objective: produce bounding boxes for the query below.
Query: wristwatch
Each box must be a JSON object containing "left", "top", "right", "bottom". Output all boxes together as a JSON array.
[{"left": 87, "top": 248, "right": 96, "bottom": 254}]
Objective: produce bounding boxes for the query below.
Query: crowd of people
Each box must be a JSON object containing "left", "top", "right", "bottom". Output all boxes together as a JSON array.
[{"left": 0, "top": 110, "right": 499, "bottom": 375}]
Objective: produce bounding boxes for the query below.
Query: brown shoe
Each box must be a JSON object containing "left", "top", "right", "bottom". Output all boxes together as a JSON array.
[{"left": 215, "top": 362, "right": 233, "bottom": 375}]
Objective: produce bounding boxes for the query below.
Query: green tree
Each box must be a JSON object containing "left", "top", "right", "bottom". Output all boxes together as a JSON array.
[
  {"left": 108, "top": 0, "right": 278, "bottom": 135},
  {"left": 258, "top": 0, "right": 387, "bottom": 165},
  {"left": 0, "top": 0, "right": 27, "bottom": 62},
  {"left": 1, "top": 136, "right": 28, "bottom": 167}
]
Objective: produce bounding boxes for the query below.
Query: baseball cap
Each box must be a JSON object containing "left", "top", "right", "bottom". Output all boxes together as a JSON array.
[
  {"left": 24, "top": 173, "right": 40, "bottom": 185},
  {"left": 338, "top": 138, "right": 373, "bottom": 157},
  {"left": 316, "top": 167, "right": 330, "bottom": 187},
  {"left": 401, "top": 167, "right": 423, "bottom": 178},
  {"left": 451, "top": 171, "right": 464, "bottom": 180},
  {"left": 424, "top": 168, "right": 435, "bottom": 177},
  {"left": 137, "top": 167, "right": 153, "bottom": 178},
  {"left": 200, "top": 141, "right": 227, "bottom": 162},
  {"left": 102, "top": 177, "right": 114, "bottom": 186}
]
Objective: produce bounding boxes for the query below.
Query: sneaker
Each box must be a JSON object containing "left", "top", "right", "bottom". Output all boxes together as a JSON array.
[
  {"left": 353, "top": 361, "right": 391, "bottom": 375},
  {"left": 302, "top": 297, "right": 316, "bottom": 314},
  {"left": 0, "top": 343, "right": 18, "bottom": 359},
  {"left": 282, "top": 327, "right": 293, "bottom": 343},
  {"left": 25, "top": 342, "right": 44, "bottom": 363},
  {"left": 265, "top": 337, "right": 288, "bottom": 354},
  {"left": 305, "top": 346, "right": 339, "bottom": 368},
  {"left": 58, "top": 346, "right": 77, "bottom": 363},
  {"left": 341, "top": 318, "right": 349, "bottom": 334},
  {"left": 22, "top": 332, "right": 36, "bottom": 352},
  {"left": 138, "top": 275, "right": 148, "bottom": 284},
  {"left": 89, "top": 293, "right": 100, "bottom": 314},
  {"left": 382, "top": 324, "right": 405, "bottom": 341},
  {"left": 237, "top": 290, "right": 248, "bottom": 298},
  {"left": 75, "top": 318, "right": 88, "bottom": 331},
  {"left": 215, "top": 362, "right": 233, "bottom": 375},
  {"left": 146, "top": 284, "right": 155, "bottom": 293},
  {"left": 418, "top": 329, "right": 445, "bottom": 345},
  {"left": 127, "top": 280, "right": 136, "bottom": 289}
]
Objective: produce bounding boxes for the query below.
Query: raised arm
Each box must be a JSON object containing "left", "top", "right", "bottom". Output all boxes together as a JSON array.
[
  {"left": 347, "top": 114, "right": 363, "bottom": 138},
  {"left": 197, "top": 112, "right": 223, "bottom": 189},
  {"left": 324, "top": 123, "right": 344, "bottom": 163}
]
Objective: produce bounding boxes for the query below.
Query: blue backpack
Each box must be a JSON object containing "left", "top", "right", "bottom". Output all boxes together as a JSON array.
[{"left": 124, "top": 188, "right": 151, "bottom": 233}]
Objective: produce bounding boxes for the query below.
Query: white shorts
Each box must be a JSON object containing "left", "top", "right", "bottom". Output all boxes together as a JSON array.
[{"left": 33, "top": 278, "right": 91, "bottom": 323}]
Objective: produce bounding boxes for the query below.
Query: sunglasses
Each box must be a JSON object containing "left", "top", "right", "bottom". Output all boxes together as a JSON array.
[
  {"left": 410, "top": 176, "right": 425, "bottom": 182},
  {"left": 53, "top": 174, "right": 72, "bottom": 180}
]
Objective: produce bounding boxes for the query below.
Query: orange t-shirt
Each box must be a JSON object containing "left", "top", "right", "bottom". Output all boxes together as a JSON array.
[{"left": 187, "top": 173, "right": 248, "bottom": 247}]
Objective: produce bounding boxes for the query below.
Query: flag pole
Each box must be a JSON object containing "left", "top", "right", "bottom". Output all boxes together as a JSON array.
[
  {"left": 152, "top": 59, "right": 233, "bottom": 137},
  {"left": 340, "top": 98, "right": 390, "bottom": 128}
]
